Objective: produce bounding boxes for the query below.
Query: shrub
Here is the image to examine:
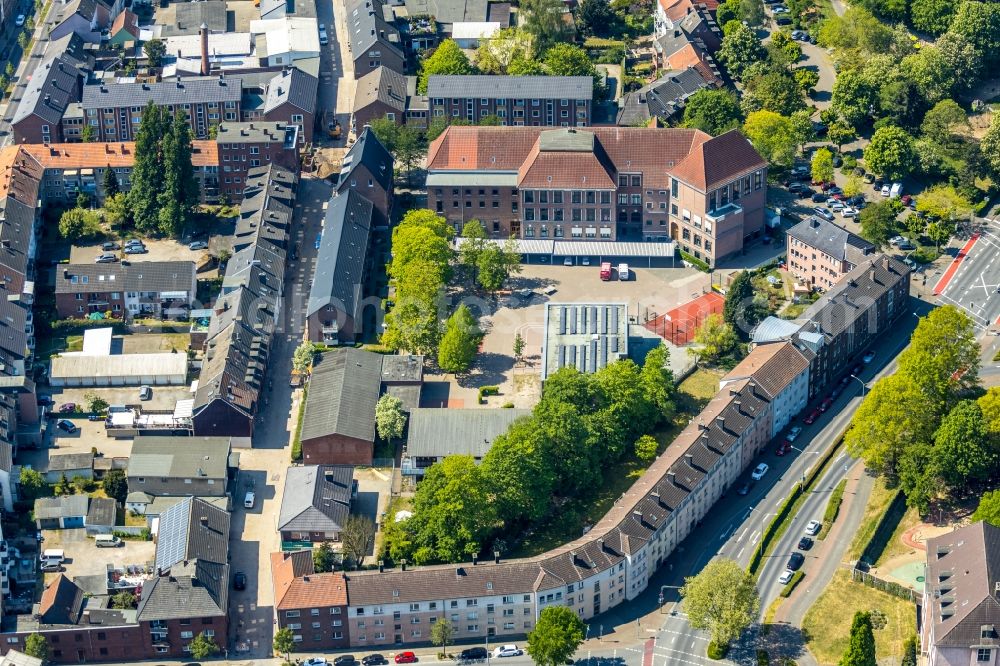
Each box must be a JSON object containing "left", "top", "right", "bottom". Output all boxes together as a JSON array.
[
  {"left": 707, "top": 642, "right": 729, "bottom": 660},
  {"left": 291, "top": 385, "right": 308, "bottom": 461},
  {"left": 779, "top": 570, "right": 805, "bottom": 597},
  {"left": 477, "top": 385, "right": 499, "bottom": 404},
  {"left": 501, "top": 401, "right": 515, "bottom": 408},
  {"left": 818, "top": 479, "right": 846, "bottom": 538},
  {"left": 757, "top": 650, "right": 770, "bottom": 666},
  {"left": 679, "top": 250, "right": 711, "bottom": 272}
]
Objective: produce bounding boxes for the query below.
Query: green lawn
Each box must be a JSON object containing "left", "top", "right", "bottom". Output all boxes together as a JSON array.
[
  {"left": 846, "top": 477, "right": 898, "bottom": 561},
  {"left": 875, "top": 506, "right": 922, "bottom": 567},
  {"left": 802, "top": 570, "right": 917, "bottom": 665}
]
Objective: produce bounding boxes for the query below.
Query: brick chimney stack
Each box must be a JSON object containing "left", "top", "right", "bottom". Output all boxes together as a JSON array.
[{"left": 200, "top": 23, "right": 209, "bottom": 76}]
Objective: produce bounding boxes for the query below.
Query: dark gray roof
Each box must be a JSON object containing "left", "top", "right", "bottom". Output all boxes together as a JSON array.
[
  {"left": 617, "top": 67, "right": 712, "bottom": 126},
  {"left": 82, "top": 77, "right": 242, "bottom": 110},
  {"left": 406, "top": 408, "right": 531, "bottom": 458},
  {"left": 338, "top": 127, "right": 394, "bottom": 195},
  {"left": 161, "top": 0, "right": 228, "bottom": 36},
  {"left": 346, "top": 0, "right": 404, "bottom": 61},
  {"left": 0, "top": 300, "right": 29, "bottom": 360},
  {"left": 86, "top": 497, "right": 116, "bottom": 526},
  {"left": 12, "top": 55, "right": 82, "bottom": 126},
  {"left": 137, "top": 560, "right": 229, "bottom": 620},
  {"left": 154, "top": 497, "right": 230, "bottom": 570},
  {"left": 46, "top": 33, "right": 94, "bottom": 72},
  {"left": 46, "top": 452, "right": 94, "bottom": 472},
  {"left": 403, "top": 0, "right": 488, "bottom": 24},
  {"left": 0, "top": 198, "right": 38, "bottom": 280},
  {"left": 354, "top": 66, "right": 408, "bottom": 114},
  {"left": 34, "top": 494, "right": 89, "bottom": 520},
  {"left": 38, "top": 575, "right": 85, "bottom": 625},
  {"left": 55, "top": 261, "right": 195, "bottom": 295},
  {"left": 222, "top": 241, "right": 285, "bottom": 292},
  {"left": 277, "top": 465, "right": 353, "bottom": 532},
  {"left": 128, "top": 436, "right": 231, "bottom": 481},
  {"left": 307, "top": 189, "right": 374, "bottom": 321},
  {"left": 797, "top": 254, "right": 910, "bottom": 338},
  {"left": 787, "top": 216, "right": 875, "bottom": 265},
  {"left": 193, "top": 320, "right": 265, "bottom": 415},
  {"left": 381, "top": 354, "right": 423, "bottom": 383},
  {"left": 264, "top": 67, "right": 318, "bottom": 114},
  {"left": 925, "top": 522, "right": 1000, "bottom": 647},
  {"left": 216, "top": 121, "right": 298, "bottom": 147},
  {"left": 427, "top": 75, "right": 593, "bottom": 100},
  {"left": 300, "top": 348, "right": 382, "bottom": 443},
  {"left": 234, "top": 171, "right": 294, "bottom": 250}
]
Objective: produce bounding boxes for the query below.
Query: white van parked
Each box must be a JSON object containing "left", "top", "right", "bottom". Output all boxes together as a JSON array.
[
  {"left": 40, "top": 549, "right": 64, "bottom": 563},
  {"left": 618, "top": 263, "right": 630, "bottom": 281},
  {"left": 890, "top": 182, "right": 903, "bottom": 198},
  {"left": 95, "top": 534, "right": 122, "bottom": 548}
]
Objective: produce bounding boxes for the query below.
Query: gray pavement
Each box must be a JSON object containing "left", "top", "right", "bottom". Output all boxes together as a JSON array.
[{"left": 936, "top": 220, "right": 1000, "bottom": 330}]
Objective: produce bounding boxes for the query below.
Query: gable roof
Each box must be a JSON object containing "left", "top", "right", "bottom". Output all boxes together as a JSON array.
[
  {"left": 86, "top": 497, "right": 117, "bottom": 526},
  {"left": 345, "top": 0, "right": 403, "bottom": 61},
  {"left": 128, "top": 436, "right": 232, "bottom": 481},
  {"left": 38, "top": 575, "right": 85, "bottom": 625},
  {"left": 354, "top": 66, "right": 408, "bottom": 114},
  {"left": 300, "top": 348, "right": 382, "bottom": 443},
  {"left": 54, "top": 261, "right": 195, "bottom": 295},
  {"left": 111, "top": 9, "right": 139, "bottom": 39},
  {"left": 787, "top": 216, "right": 876, "bottom": 266},
  {"left": 264, "top": 67, "right": 318, "bottom": 113},
  {"left": 338, "top": 127, "right": 394, "bottom": 195},
  {"left": 307, "top": 189, "right": 375, "bottom": 322},
  {"left": 193, "top": 319, "right": 265, "bottom": 416},
  {"left": 34, "top": 494, "right": 89, "bottom": 520},
  {"left": 277, "top": 465, "right": 354, "bottom": 533},
  {"left": 154, "top": 497, "right": 230, "bottom": 570},
  {"left": 403, "top": 0, "right": 489, "bottom": 24},
  {"left": 137, "top": 559, "right": 229, "bottom": 620},
  {"left": 82, "top": 77, "right": 243, "bottom": 110},
  {"left": 669, "top": 128, "right": 766, "bottom": 191},
  {"left": 617, "top": 67, "right": 713, "bottom": 126},
  {"left": 13, "top": 55, "right": 83, "bottom": 126},
  {"left": 721, "top": 341, "right": 810, "bottom": 399},
  {"left": 427, "top": 75, "right": 593, "bottom": 100},
  {"left": 271, "top": 550, "right": 348, "bottom": 609}
]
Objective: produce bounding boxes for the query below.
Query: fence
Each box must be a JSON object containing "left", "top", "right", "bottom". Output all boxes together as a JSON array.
[{"left": 851, "top": 567, "right": 919, "bottom": 603}]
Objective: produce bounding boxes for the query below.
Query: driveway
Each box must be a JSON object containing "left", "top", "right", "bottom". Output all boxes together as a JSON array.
[{"left": 41, "top": 528, "right": 156, "bottom": 584}]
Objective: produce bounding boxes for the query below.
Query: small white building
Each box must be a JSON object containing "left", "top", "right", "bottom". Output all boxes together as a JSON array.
[
  {"left": 249, "top": 17, "right": 321, "bottom": 66},
  {"left": 450, "top": 21, "right": 501, "bottom": 48}
]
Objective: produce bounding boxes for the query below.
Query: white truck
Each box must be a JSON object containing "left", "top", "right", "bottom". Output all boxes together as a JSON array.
[{"left": 618, "top": 263, "right": 630, "bottom": 281}]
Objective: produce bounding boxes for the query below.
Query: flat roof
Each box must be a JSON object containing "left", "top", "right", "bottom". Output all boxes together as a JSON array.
[
  {"left": 405, "top": 408, "right": 531, "bottom": 459},
  {"left": 542, "top": 302, "right": 629, "bottom": 379},
  {"left": 50, "top": 353, "right": 188, "bottom": 381}
]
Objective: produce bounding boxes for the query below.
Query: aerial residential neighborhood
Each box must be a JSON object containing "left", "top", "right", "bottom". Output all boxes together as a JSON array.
[{"left": 0, "top": 0, "right": 997, "bottom": 663}]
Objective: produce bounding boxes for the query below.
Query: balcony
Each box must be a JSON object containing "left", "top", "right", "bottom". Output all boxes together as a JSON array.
[{"left": 705, "top": 202, "right": 742, "bottom": 224}]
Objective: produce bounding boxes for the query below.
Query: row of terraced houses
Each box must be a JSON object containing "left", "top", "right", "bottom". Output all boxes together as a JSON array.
[{"left": 271, "top": 254, "right": 911, "bottom": 651}]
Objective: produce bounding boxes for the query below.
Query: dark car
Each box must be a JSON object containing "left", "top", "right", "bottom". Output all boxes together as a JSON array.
[
  {"left": 775, "top": 441, "right": 792, "bottom": 456},
  {"left": 851, "top": 363, "right": 864, "bottom": 376},
  {"left": 335, "top": 657, "right": 358, "bottom": 666},
  {"left": 55, "top": 419, "right": 77, "bottom": 433},
  {"left": 59, "top": 403, "right": 76, "bottom": 413},
  {"left": 36, "top": 395, "right": 52, "bottom": 406},
  {"left": 873, "top": 179, "right": 885, "bottom": 191},
  {"left": 798, "top": 536, "right": 814, "bottom": 550},
  {"left": 819, "top": 397, "right": 834, "bottom": 412},
  {"left": 233, "top": 571, "right": 247, "bottom": 590},
  {"left": 363, "top": 656, "right": 389, "bottom": 666},
  {"left": 776, "top": 15, "right": 791, "bottom": 24},
  {"left": 811, "top": 192, "right": 826, "bottom": 203},
  {"left": 803, "top": 409, "right": 820, "bottom": 425},
  {"left": 787, "top": 551, "right": 805, "bottom": 571},
  {"left": 736, "top": 482, "right": 751, "bottom": 496},
  {"left": 458, "top": 649, "right": 488, "bottom": 662}
]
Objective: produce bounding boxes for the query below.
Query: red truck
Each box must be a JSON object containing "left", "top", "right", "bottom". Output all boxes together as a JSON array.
[{"left": 600, "top": 262, "right": 612, "bottom": 281}]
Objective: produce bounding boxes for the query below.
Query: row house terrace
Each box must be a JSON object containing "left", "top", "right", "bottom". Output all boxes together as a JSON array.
[{"left": 425, "top": 126, "right": 767, "bottom": 263}]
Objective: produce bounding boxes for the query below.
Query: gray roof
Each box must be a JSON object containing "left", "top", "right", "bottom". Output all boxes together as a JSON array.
[
  {"left": 427, "top": 75, "right": 593, "bottom": 100},
  {"left": 86, "top": 497, "right": 116, "bottom": 526},
  {"left": 617, "top": 67, "right": 712, "bottom": 126},
  {"left": 354, "top": 66, "right": 408, "bottom": 114},
  {"left": 787, "top": 216, "right": 875, "bottom": 265},
  {"left": 137, "top": 560, "right": 229, "bottom": 620},
  {"left": 2, "top": 649, "right": 44, "bottom": 666},
  {"left": 300, "top": 348, "right": 382, "bottom": 443},
  {"left": 925, "top": 521, "right": 1000, "bottom": 648},
  {"left": 260, "top": 0, "right": 317, "bottom": 18},
  {"left": 46, "top": 33, "right": 94, "bottom": 72},
  {"left": 542, "top": 303, "right": 630, "bottom": 379},
  {"left": 216, "top": 121, "right": 298, "bottom": 147},
  {"left": 154, "top": 497, "right": 230, "bottom": 570},
  {"left": 338, "top": 127, "right": 394, "bottom": 195},
  {"left": 193, "top": 320, "right": 264, "bottom": 416},
  {"left": 346, "top": 0, "right": 404, "bottom": 61},
  {"left": 161, "top": 0, "right": 228, "bottom": 36},
  {"left": 406, "top": 408, "right": 531, "bottom": 458},
  {"left": 403, "top": 0, "right": 488, "bottom": 24},
  {"left": 277, "top": 465, "right": 354, "bottom": 532},
  {"left": 751, "top": 316, "right": 803, "bottom": 344},
  {"left": 381, "top": 354, "right": 424, "bottom": 384},
  {"left": 0, "top": 300, "right": 29, "bottom": 360},
  {"left": 55, "top": 261, "right": 195, "bottom": 295},
  {"left": 128, "top": 436, "right": 232, "bottom": 481},
  {"left": 38, "top": 575, "right": 85, "bottom": 625},
  {"left": 307, "top": 189, "right": 374, "bottom": 321},
  {"left": 0, "top": 197, "right": 38, "bottom": 280},
  {"left": 12, "top": 55, "right": 82, "bottom": 126},
  {"left": 34, "top": 494, "right": 89, "bottom": 520},
  {"left": 263, "top": 67, "right": 318, "bottom": 114},
  {"left": 46, "top": 452, "right": 94, "bottom": 472},
  {"left": 82, "top": 77, "right": 242, "bottom": 110}
]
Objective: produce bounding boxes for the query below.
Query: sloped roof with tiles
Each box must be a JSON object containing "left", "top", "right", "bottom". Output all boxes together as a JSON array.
[
  {"left": 22, "top": 141, "right": 219, "bottom": 169},
  {"left": 271, "top": 550, "right": 348, "bottom": 609},
  {"left": 13, "top": 55, "right": 83, "bottom": 126},
  {"left": 669, "top": 129, "right": 766, "bottom": 191},
  {"left": 277, "top": 465, "right": 354, "bottom": 533},
  {"left": 38, "top": 575, "right": 85, "bottom": 625},
  {"left": 787, "top": 217, "right": 875, "bottom": 266},
  {"left": 721, "top": 341, "right": 810, "bottom": 399}
]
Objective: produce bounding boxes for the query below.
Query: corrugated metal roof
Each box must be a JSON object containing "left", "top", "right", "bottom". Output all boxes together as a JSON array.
[{"left": 405, "top": 408, "right": 531, "bottom": 458}]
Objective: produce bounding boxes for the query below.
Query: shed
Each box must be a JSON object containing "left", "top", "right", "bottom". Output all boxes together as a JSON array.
[
  {"left": 34, "top": 495, "right": 90, "bottom": 529},
  {"left": 42, "top": 452, "right": 95, "bottom": 483},
  {"left": 85, "top": 497, "right": 117, "bottom": 534},
  {"left": 49, "top": 352, "right": 188, "bottom": 387},
  {"left": 402, "top": 408, "right": 530, "bottom": 475}
]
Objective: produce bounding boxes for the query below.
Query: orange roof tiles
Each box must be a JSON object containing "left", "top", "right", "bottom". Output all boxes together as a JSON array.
[
  {"left": 21, "top": 140, "right": 219, "bottom": 170},
  {"left": 0, "top": 146, "right": 42, "bottom": 203},
  {"left": 271, "top": 551, "right": 348, "bottom": 610},
  {"left": 664, "top": 43, "right": 719, "bottom": 85},
  {"left": 658, "top": 0, "right": 718, "bottom": 22},
  {"left": 670, "top": 129, "right": 766, "bottom": 191}
]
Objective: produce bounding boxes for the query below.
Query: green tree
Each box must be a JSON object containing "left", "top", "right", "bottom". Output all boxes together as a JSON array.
[
  {"left": 19, "top": 467, "right": 46, "bottom": 500},
  {"left": 102, "top": 166, "right": 120, "bottom": 198},
  {"left": 394, "top": 124, "right": 425, "bottom": 184},
  {"left": 576, "top": 0, "right": 616, "bottom": 36},
  {"left": 513, "top": 332, "right": 526, "bottom": 362},
  {"left": 58, "top": 207, "right": 103, "bottom": 241},
  {"left": 520, "top": 0, "right": 572, "bottom": 52},
  {"left": 832, "top": 69, "right": 879, "bottom": 127},
  {"left": 84, "top": 390, "right": 108, "bottom": 414},
  {"left": 273, "top": 627, "right": 295, "bottom": 662},
  {"left": 828, "top": 120, "right": 857, "bottom": 150},
  {"left": 110, "top": 590, "right": 137, "bottom": 609},
  {"left": 375, "top": 393, "right": 406, "bottom": 444},
  {"left": 843, "top": 174, "right": 864, "bottom": 198},
  {"left": 718, "top": 22, "right": 765, "bottom": 80},
  {"left": 811, "top": 147, "right": 835, "bottom": 184},
  {"left": 476, "top": 28, "right": 535, "bottom": 73},
  {"left": 438, "top": 304, "right": 482, "bottom": 374},
  {"left": 368, "top": 116, "right": 400, "bottom": 153},
  {"left": 341, "top": 514, "right": 376, "bottom": 566},
  {"left": 527, "top": 607, "right": 587, "bottom": 666},
  {"left": 634, "top": 434, "right": 659, "bottom": 463},
  {"left": 641, "top": 343, "right": 675, "bottom": 422},
  {"left": 920, "top": 99, "right": 967, "bottom": 145},
  {"left": 313, "top": 542, "right": 336, "bottom": 572},
  {"left": 431, "top": 617, "right": 455, "bottom": 655},
  {"left": 459, "top": 219, "right": 488, "bottom": 274},
  {"left": 978, "top": 387, "right": 1000, "bottom": 435},
  {"left": 543, "top": 43, "right": 597, "bottom": 81},
  {"left": 381, "top": 260, "right": 445, "bottom": 354},
  {"left": 477, "top": 239, "right": 521, "bottom": 292},
  {"left": 291, "top": 341, "right": 315, "bottom": 374},
  {"left": 935, "top": 32, "right": 983, "bottom": 95},
  {"left": 103, "top": 469, "right": 128, "bottom": 504},
  {"left": 910, "top": 0, "right": 956, "bottom": 35},
  {"left": 901, "top": 636, "right": 918, "bottom": 666},
  {"left": 972, "top": 490, "right": 1000, "bottom": 527},
  {"left": 743, "top": 110, "right": 806, "bottom": 168},
  {"left": 17, "top": 32, "right": 27, "bottom": 51},
  {"left": 157, "top": 111, "right": 198, "bottom": 236},
  {"left": 864, "top": 125, "right": 916, "bottom": 179},
  {"left": 742, "top": 70, "right": 805, "bottom": 116},
  {"left": 508, "top": 56, "right": 547, "bottom": 75},
  {"left": 692, "top": 313, "right": 738, "bottom": 363},
  {"left": 793, "top": 67, "right": 820, "bottom": 95},
  {"left": 933, "top": 400, "right": 995, "bottom": 486},
  {"left": 24, "top": 634, "right": 48, "bottom": 661},
  {"left": 80, "top": 124, "right": 95, "bottom": 142},
  {"left": 143, "top": 38, "right": 166, "bottom": 67},
  {"left": 857, "top": 200, "right": 900, "bottom": 248},
  {"left": 129, "top": 103, "right": 168, "bottom": 234},
  {"left": 723, "top": 270, "right": 763, "bottom": 334},
  {"left": 949, "top": 1, "right": 1000, "bottom": 70},
  {"left": 682, "top": 88, "right": 743, "bottom": 135},
  {"left": 840, "top": 612, "right": 876, "bottom": 666},
  {"left": 681, "top": 559, "right": 760, "bottom": 649},
  {"left": 981, "top": 114, "right": 1000, "bottom": 176},
  {"left": 418, "top": 40, "right": 473, "bottom": 93},
  {"left": 103, "top": 192, "right": 129, "bottom": 229},
  {"left": 916, "top": 184, "right": 973, "bottom": 223},
  {"left": 900, "top": 305, "right": 980, "bottom": 411}
]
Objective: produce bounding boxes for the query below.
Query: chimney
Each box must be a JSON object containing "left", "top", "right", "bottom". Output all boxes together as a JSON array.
[
  {"left": 684, "top": 453, "right": 694, "bottom": 467},
  {"left": 401, "top": 559, "right": 407, "bottom": 571},
  {"left": 667, "top": 471, "right": 677, "bottom": 486},
  {"left": 494, "top": 550, "right": 500, "bottom": 565},
  {"left": 734, "top": 400, "right": 742, "bottom": 413},
  {"left": 199, "top": 515, "right": 208, "bottom": 526},
  {"left": 378, "top": 560, "right": 384, "bottom": 573},
  {"left": 200, "top": 23, "right": 210, "bottom": 76},
  {"left": 716, "top": 416, "right": 725, "bottom": 430},
  {"left": 870, "top": 269, "right": 876, "bottom": 282},
  {"left": 472, "top": 553, "right": 478, "bottom": 566}
]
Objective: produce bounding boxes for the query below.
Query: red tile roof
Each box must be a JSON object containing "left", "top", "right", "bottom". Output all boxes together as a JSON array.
[
  {"left": 670, "top": 129, "right": 766, "bottom": 191},
  {"left": 658, "top": 0, "right": 718, "bottom": 22},
  {"left": 21, "top": 141, "right": 219, "bottom": 170},
  {"left": 664, "top": 43, "right": 720, "bottom": 85},
  {"left": 271, "top": 551, "right": 348, "bottom": 610},
  {"left": 0, "top": 146, "right": 43, "bottom": 204},
  {"left": 111, "top": 9, "right": 139, "bottom": 39}
]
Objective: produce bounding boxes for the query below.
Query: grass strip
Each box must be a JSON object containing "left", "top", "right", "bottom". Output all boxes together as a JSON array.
[{"left": 817, "top": 478, "right": 847, "bottom": 540}]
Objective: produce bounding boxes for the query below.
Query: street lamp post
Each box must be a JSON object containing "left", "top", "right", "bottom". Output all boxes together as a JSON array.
[
  {"left": 657, "top": 585, "right": 683, "bottom": 613},
  {"left": 849, "top": 374, "right": 867, "bottom": 397}
]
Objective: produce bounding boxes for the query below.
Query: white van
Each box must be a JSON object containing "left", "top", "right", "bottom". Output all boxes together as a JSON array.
[
  {"left": 95, "top": 534, "right": 122, "bottom": 548},
  {"left": 890, "top": 182, "right": 903, "bottom": 198},
  {"left": 40, "top": 549, "right": 64, "bottom": 563},
  {"left": 618, "top": 263, "right": 630, "bottom": 281}
]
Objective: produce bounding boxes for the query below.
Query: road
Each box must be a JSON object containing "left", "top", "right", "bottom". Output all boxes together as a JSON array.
[
  {"left": 0, "top": 0, "right": 51, "bottom": 147},
  {"left": 651, "top": 298, "right": 930, "bottom": 666},
  {"left": 936, "top": 221, "right": 1000, "bottom": 330}
]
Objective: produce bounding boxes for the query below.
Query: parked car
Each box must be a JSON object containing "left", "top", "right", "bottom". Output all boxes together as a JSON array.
[
  {"left": 101, "top": 241, "right": 120, "bottom": 251},
  {"left": 189, "top": 241, "right": 208, "bottom": 250},
  {"left": 803, "top": 408, "right": 820, "bottom": 425},
  {"left": 244, "top": 491, "right": 255, "bottom": 509},
  {"left": 304, "top": 660, "right": 329, "bottom": 666},
  {"left": 751, "top": 463, "right": 769, "bottom": 481},
  {"left": 318, "top": 23, "right": 329, "bottom": 45},
  {"left": 889, "top": 235, "right": 905, "bottom": 246},
  {"left": 841, "top": 208, "right": 858, "bottom": 218},
  {"left": 775, "top": 15, "right": 791, "bottom": 24},
  {"left": 55, "top": 419, "right": 76, "bottom": 433},
  {"left": 334, "top": 656, "right": 357, "bottom": 666},
  {"left": 864, "top": 173, "right": 876, "bottom": 183},
  {"left": 813, "top": 207, "right": 834, "bottom": 221},
  {"left": 15, "top": 14, "right": 25, "bottom": 26},
  {"left": 458, "top": 649, "right": 488, "bottom": 662},
  {"left": 811, "top": 192, "right": 826, "bottom": 203},
  {"left": 830, "top": 386, "right": 842, "bottom": 399},
  {"left": 315, "top": 233, "right": 323, "bottom": 249},
  {"left": 139, "top": 385, "right": 152, "bottom": 401},
  {"left": 395, "top": 653, "right": 417, "bottom": 664},
  {"left": 124, "top": 245, "right": 148, "bottom": 254},
  {"left": 493, "top": 646, "right": 523, "bottom": 658},
  {"left": 863, "top": 350, "right": 876, "bottom": 363},
  {"left": 805, "top": 520, "right": 822, "bottom": 536},
  {"left": 901, "top": 194, "right": 912, "bottom": 205},
  {"left": 364, "top": 656, "right": 389, "bottom": 666},
  {"left": 881, "top": 184, "right": 891, "bottom": 196},
  {"left": 778, "top": 569, "right": 794, "bottom": 584},
  {"left": 775, "top": 441, "right": 791, "bottom": 456},
  {"left": 787, "top": 552, "right": 805, "bottom": 571},
  {"left": 125, "top": 239, "right": 145, "bottom": 247},
  {"left": 563, "top": 257, "right": 573, "bottom": 266},
  {"left": 798, "top": 536, "right": 814, "bottom": 550},
  {"left": 819, "top": 397, "right": 834, "bottom": 412},
  {"left": 59, "top": 403, "right": 76, "bottom": 413},
  {"left": 233, "top": 571, "right": 247, "bottom": 590},
  {"left": 827, "top": 186, "right": 843, "bottom": 195},
  {"left": 736, "top": 482, "right": 751, "bottom": 496},
  {"left": 785, "top": 426, "right": 802, "bottom": 442},
  {"left": 772, "top": 4, "right": 789, "bottom": 12},
  {"left": 95, "top": 253, "right": 118, "bottom": 263}
]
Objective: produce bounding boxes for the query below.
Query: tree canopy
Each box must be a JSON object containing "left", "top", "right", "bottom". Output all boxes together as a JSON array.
[
  {"left": 743, "top": 110, "right": 808, "bottom": 168},
  {"left": 857, "top": 200, "right": 900, "bottom": 248},
  {"left": 840, "top": 612, "right": 877, "bottom": 666},
  {"left": 437, "top": 304, "right": 482, "bottom": 374},
  {"left": 527, "top": 607, "right": 587, "bottom": 666},
  {"left": 418, "top": 40, "right": 474, "bottom": 93},
  {"left": 682, "top": 88, "right": 743, "bottom": 136},
  {"left": 864, "top": 125, "right": 916, "bottom": 179},
  {"left": 520, "top": 0, "right": 572, "bottom": 52},
  {"left": 718, "top": 22, "right": 765, "bottom": 80},
  {"left": 681, "top": 559, "right": 760, "bottom": 648}
]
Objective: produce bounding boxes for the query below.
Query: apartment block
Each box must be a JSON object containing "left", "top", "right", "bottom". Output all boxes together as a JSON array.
[
  {"left": 53, "top": 261, "right": 197, "bottom": 319},
  {"left": 426, "top": 126, "right": 767, "bottom": 263},
  {"left": 720, "top": 341, "right": 810, "bottom": 438},
  {"left": 215, "top": 122, "right": 300, "bottom": 201},
  {"left": 426, "top": 75, "right": 593, "bottom": 126},
  {"left": 787, "top": 216, "right": 876, "bottom": 292}
]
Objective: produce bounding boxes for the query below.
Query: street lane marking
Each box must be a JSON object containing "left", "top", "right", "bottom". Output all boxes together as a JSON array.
[
  {"left": 737, "top": 546, "right": 745, "bottom": 559},
  {"left": 736, "top": 527, "right": 749, "bottom": 542},
  {"left": 750, "top": 531, "right": 761, "bottom": 545}
]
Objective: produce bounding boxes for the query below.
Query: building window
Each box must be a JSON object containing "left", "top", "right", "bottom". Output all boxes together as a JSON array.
[{"left": 979, "top": 650, "right": 992, "bottom": 663}]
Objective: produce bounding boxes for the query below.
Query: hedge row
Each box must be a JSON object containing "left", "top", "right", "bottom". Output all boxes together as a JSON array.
[
  {"left": 679, "top": 250, "right": 711, "bottom": 272},
  {"left": 779, "top": 570, "right": 805, "bottom": 598},
  {"left": 817, "top": 479, "right": 847, "bottom": 540},
  {"left": 51, "top": 318, "right": 126, "bottom": 334},
  {"left": 291, "top": 384, "right": 308, "bottom": 462},
  {"left": 478, "top": 385, "right": 499, "bottom": 404}
]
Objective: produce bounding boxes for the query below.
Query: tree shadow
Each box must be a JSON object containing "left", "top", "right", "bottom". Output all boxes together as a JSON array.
[{"left": 456, "top": 351, "right": 515, "bottom": 388}]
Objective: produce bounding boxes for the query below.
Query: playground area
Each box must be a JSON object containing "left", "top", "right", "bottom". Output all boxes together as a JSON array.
[{"left": 870, "top": 519, "right": 962, "bottom": 592}]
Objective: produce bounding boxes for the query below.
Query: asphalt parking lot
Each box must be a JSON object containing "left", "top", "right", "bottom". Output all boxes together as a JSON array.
[
  {"left": 40, "top": 528, "right": 156, "bottom": 583},
  {"left": 70, "top": 237, "right": 212, "bottom": 264}
]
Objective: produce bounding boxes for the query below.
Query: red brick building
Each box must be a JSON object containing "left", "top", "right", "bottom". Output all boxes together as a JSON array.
[
  {"left": 271, "top": 551, "right": 350, "bottom": 649},
  {"left": 215, "top": 121, "right": 301, "bottom": 201}
]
